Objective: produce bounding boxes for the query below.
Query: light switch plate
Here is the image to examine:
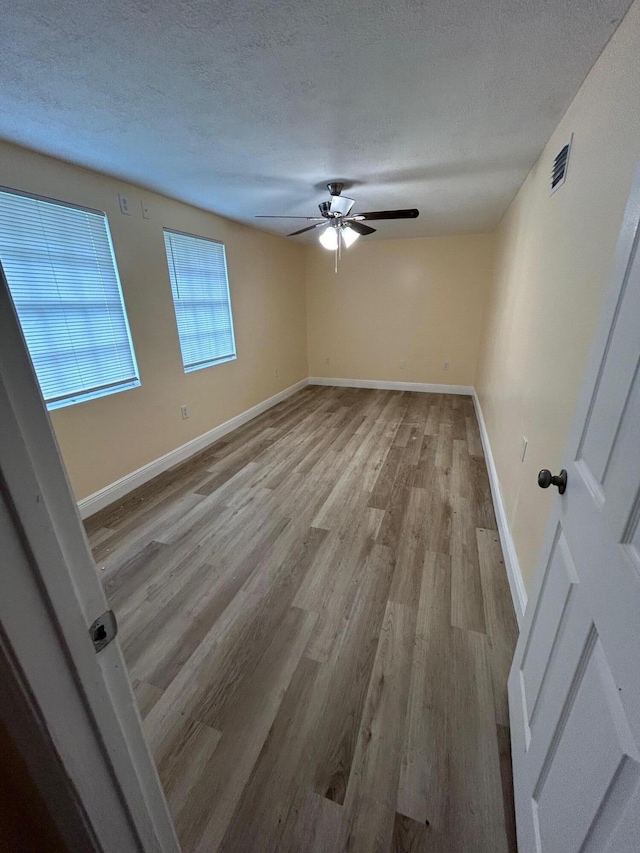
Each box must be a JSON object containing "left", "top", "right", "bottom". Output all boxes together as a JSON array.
[
  {"left": 118, "top": 193, "right": 132, "bottom": 215},
  {"left": 141, "top": 200, "right": 150, "bottom": 219}
]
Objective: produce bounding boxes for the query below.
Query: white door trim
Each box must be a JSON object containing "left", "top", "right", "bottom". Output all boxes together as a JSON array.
[{"left": 0, "top": 264, "right": 179, "bottom": 852}]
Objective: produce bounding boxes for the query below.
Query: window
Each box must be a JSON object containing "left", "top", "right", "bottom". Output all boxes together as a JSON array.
[
  {"left": 0, "top": 188, "right": 139, "bottom": 410},
  {"left": 163, "top": 229, "right": 236, "bottom": 373}
]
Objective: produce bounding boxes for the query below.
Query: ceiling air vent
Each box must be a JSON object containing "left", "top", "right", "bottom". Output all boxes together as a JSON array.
[{"left": 551, "top": 136, "right": 572, "bottom": 195}]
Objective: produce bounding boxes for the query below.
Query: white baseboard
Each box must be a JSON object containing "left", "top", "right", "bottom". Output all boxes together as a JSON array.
[
  {"left": 78, "top": 378, "right": 310, "bottom": 519},
  {"left": 308, "top": 377, "right": 474, "bottom": 395},
  {"left": 472, "top": 390, "right": 527, "bottom": 628}
]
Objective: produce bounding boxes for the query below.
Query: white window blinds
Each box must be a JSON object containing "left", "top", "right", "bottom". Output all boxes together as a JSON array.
[
  {"left": 163, "top": 229, "right": 236, "bottom": 372},
  {"left": 0, "top": 188, "right": 139, "bottom": 410}
]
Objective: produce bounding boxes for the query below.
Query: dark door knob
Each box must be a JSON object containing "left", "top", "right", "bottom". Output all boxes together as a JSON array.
[{"left": 538, "top": 469, "right": 567, "bottom": 495}]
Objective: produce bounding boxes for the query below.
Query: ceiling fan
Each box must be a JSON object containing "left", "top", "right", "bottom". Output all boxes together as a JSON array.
[{"left": 256, "top": 182, "right": 419, "bottom": 271}]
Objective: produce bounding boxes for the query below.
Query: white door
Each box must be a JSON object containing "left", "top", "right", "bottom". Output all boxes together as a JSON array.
[
  {"left": 509, "top": 166, "right": 640, "bottom": 852},
  {"left": 0, "top": 262, "right": 180, "bottom": 852}
]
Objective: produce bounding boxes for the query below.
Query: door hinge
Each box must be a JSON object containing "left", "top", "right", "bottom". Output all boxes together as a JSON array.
[{"left": 89, "top": 609, "right": 118, "bottom": 653}]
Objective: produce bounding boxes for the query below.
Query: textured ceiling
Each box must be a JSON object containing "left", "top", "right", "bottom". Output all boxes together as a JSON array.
[{"left": 0, "top": 0, "right": 631, "bottom": 240}]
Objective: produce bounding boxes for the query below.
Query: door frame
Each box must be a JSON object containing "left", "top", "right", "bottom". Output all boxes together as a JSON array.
[{"left": 0, "top": 262, "right": 179, "bottom": 852}]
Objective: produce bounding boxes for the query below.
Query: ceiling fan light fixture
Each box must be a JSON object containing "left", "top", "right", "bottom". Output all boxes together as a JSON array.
[
  {"left": 341, "top": 226, "right": 360, "bottom": 248},
  {"left": 319, "top": 226, "right": 339, "bottom": 250},
  {"left": 329, "top": 195, "right": 355, "bottom": 216}
]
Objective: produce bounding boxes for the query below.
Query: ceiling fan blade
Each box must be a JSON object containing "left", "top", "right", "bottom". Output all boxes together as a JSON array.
[
  {"left": 354, "top": 209, "right": 420, "bottom": 221},
  {"left": 255, "top": 215, "right": 325, "bottom": 220},
  {"left": 345, "top": 220, "right": 376, "bottom": 236},
  {"left": 287, "top": 221, "right": 330, "bottom": 237}
]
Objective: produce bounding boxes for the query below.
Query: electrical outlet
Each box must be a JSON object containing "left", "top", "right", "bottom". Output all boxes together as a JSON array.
[
  {"left": 399, "top": 361, "right": 406, "bottom": 370},
  {"left": 443, "top": 362, "right": 450, "bottom": 371},
  {"left": 275, "top": 368, "right": 279, "bottom": 378},
  {"left": 141, "top": 200, "right": 150, "bottom": 219},
  {"left": 181, "top": 405, "right": 189, "bottom": 420},
  {"left": 118, "top": 193, "right": 132, "bottom": 215},
  {"left": 521, "top": 436, "right": 528, "bottom": 462}
]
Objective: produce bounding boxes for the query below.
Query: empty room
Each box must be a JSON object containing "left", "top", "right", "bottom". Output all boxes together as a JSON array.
[{"left": 1, "top": 1, "right": 639, "bottom": 851}]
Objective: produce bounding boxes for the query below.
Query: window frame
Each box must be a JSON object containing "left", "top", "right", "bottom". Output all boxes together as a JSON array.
[
  {"left": 163, "top": 227, "right": 237, "bottom": 374},
  {"left": 0, "top": 186, "right": 140, "bottom": 410}
]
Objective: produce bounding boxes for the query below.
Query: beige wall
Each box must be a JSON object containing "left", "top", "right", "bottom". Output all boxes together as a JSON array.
[
  {"left": 475, "top": 0, "right": 640, "bottom": 593},
  {"left": 305, "top": 234, "right": 495, "bottom": 386},
  {"left": 0, "top": 141, "right": 308, "bottom": 500}
]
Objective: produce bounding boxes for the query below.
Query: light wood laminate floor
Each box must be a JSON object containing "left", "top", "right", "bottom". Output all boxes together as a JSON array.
[{"left": 86, "top": 386, "right": 518, "bottom": 853}]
